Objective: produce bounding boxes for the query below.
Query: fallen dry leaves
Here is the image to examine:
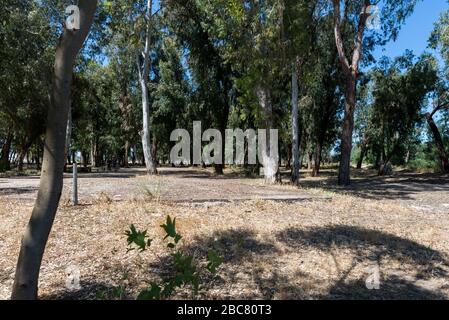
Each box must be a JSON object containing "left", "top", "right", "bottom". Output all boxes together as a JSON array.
[{"left": 1, "top": 169, "right": 449, "bottom": 300}]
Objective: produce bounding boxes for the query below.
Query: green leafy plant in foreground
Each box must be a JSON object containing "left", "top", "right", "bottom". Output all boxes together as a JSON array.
[
  {"left": 125, "top": 224, "right": 152, "bottom": 252},
  {"left": 125, "top": 215, "right": 223, "bottom": 300}
]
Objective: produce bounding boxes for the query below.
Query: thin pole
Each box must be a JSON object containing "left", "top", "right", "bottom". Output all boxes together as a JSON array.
[{"left": 73, "top": 162, "right": 78, "bottom": 206}]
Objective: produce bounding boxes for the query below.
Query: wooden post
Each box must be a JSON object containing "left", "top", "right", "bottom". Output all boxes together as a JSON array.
[{"left": 73, "top": 162, "right": 78, "bottom": 206}]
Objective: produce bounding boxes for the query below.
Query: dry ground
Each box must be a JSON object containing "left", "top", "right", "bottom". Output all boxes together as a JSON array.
[{"left": 1, "top": 167, "right": 449, "bottom": 300}]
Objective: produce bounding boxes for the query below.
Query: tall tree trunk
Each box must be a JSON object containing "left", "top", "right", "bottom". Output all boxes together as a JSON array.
[
  {"left": 0, "top": 131, "right": 12, "bottom": 171},
  {"left": 405, "top": 150, "right": 410, "bottom": 164},
  {"left": 35, "top": 140, "right": 42, "bottom": 171},
  {"left": 81, "top": 151, "right": 88, "bottom": 168},
  {"left": 132, "top": 145, "right": 137, "bottom": 165},
  {"left": 17, "top": 139, "right": 34, "bottom": 172},
  {"left": 213, "top": 121, "right": 227, "bottom": 175},
  {"left": 65, "top": 103, "right": 72, "bottom": 164},
  {"left": 11, "top": 0, "right": 97, "bottom": 300},
  {"left": 332, "top": 0, "right": 368, "bottom": 185},
  {"left": 307, "top": 151, "right": 313, "bottom": 170},
  {"left": 151, "top": 136, "right": 158, "bottom": 166},
  {"left": 291, "top": 61, "right": 300, "bottom": 184},
  {"left": 357, "top": 143, "right": 367, "bottom": 169},
  {"left": 426, "top": 113, "right": 449, "bottom": 173},
  {"left": 256, "top": 85, "right": 280, "bottom": 184},
  {"left": 214, "top": 66, "right": 232, "bottom": 175},
  {"left": 338, "top": 76, "right": 356, "bottom": 185},
  {"left": 138, "top": 0, "right": 157, "bottom": 175},
  {"left": 90, "top": 137, "right": 97, "bottom": 167},
  {"left": 124, "top": 141, "right": 129, "bottom": 168},
  {"left": 214, "top": 118, "right": 229, "bottom": 175},
  {"left": 214, "top": 164, "right": 224, "bottom": 175},
  {"left": 286, "top": 144, "right": 292, "bottom": 170},
  {"left": 313, "top": 141, "right": 323, "bottom": 177},
  {"left": 378, "top": 143, "right": 399, "bottom": 176},
  {"left": 140, "top": 76, "right": 157, "bottom": 174}
]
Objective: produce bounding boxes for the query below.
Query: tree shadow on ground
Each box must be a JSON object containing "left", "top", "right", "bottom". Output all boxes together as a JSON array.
[
  {"left": 277, "top": 225, "right": 447, "bottom": 280},
  {"left": 321, "top": 276, "right": 447, "bottom": 300},
  {"left": 40, "top": 225, "right": 449, "bottom": 300},
  {"left": 274, "top": 225, "right": 449, "bottom": 299},
  {"left": 40, "top": 280, "right": 124, "bottom": 300},
  {"left": 248, "top": 270, "right": 447, "bottom": 300},
  {"left": 190, "top": 228, "right": 278, "bottom": 262},
  {"left": 66, "top": 173, "right": 137, "bottom": 179},
  {"left": 147, "top": 225, "right": 449, "bottom": 300},
  {"left": 157, "top": 166, "right": 265, "bottom": 180},
  {"left": 148, "top": 228, "right": 278, "bottom": 275},
  {"left": 0, "top": 187, "right": 38, "bottom": 196},
  {"left": 297, "top": 170, "right": 449, "bottom": 201}
]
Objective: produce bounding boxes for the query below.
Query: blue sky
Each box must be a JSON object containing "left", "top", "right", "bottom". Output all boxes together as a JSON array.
[{"left": 373, "top": 0, "right": 449, "bottom": 60}]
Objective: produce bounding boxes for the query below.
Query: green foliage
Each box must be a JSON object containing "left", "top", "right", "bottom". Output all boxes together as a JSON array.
[
  {"left": 355, "top": 52, "right": 438, "bottom": 171},
  {"left": 125, "top": 224, "right": 152, "bottom": 252},
  {"left": 136, "top": 282, "right": 162, "bottom": 300},
  {"left": 125, "top": 216, "right": 223, "bottom": 300},
  {"left": 407, "top": 158, "right": 435, "bottom": 172},
  {"left": 206, "top": 250, "right": 224, "bottom": 274},
  {"left": 96, "top": 285, "right": 126, "bottom": 300},
  {"left": 160, "top": 216, "right": 182, "bottom": 247}
]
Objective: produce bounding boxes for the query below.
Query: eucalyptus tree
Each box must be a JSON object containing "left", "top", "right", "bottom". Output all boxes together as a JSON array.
[
  {"left": 105, "top": 27, "right": 141, "bottom": 168},
  {"left": 152, "top": 36, "right": 191, "bottom": 162},
  {"left": 283, "top": 0, "right": 319, "bottom": 183},
  {"left": 241, "top": 0, "right": 286, "bottom": 183},
  {"left": 354, "top": 75, "right": 373, "bottom": 169},
  {"left": 197, "top": 0, "right": 289, "bottom": 183},
  {"left": 162, "top": 0, "right": 236, "bottom": 174},
  {"left": 12, "top": 0, "right": 98, "bottom": 300},
  {"left": 428, "top": 8, "right": 449, "bottom": 172},
  {"left": 300, "top": 12, "right": 343, "bottom": 177},
  {"left": 330, "top": 0, "right": 420, "bottom": 185},
  {"left": 0, "top": 0, "right": 55, "bottom": 171},
  {"left": 137, "top": 0, "right": 158, "bottom": 174},
  {"left": 365, "top": 53, "right": 437, "bottom": 175},
  {"left": 426, "top": 95, "right": 449, "bottom": 172},
  {"left": 106, "top": 0, "right": 159, "bottom": 174}
]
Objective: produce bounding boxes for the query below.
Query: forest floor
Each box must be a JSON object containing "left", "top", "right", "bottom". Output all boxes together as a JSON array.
[{"left": 1, "top": 167, "right": 449, "bottom": 300}]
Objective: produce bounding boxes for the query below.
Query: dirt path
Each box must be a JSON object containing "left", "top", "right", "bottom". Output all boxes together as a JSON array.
[
  {"left": 0, "top": 167, "right": 320, "bottom": 204},
  {"left": 1, "top": 168, "right": 448, "bottom": 208}
]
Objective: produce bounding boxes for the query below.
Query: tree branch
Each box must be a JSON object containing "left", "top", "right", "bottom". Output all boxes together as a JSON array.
[
  {"left": 332, "top": 0, "right": 350, "bottom": 76},
  {"left": 351, "top": 1, "right": 370, "bottom": 74}
]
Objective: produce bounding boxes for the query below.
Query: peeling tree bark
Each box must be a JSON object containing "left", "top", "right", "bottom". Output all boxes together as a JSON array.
[
  {"left": 257, "top": 85, "right": 280, "bottom": 184},
  {"left": 137, "top": 0, "right": 157, "bottom": 175},
  {"left": 11, "top": 0, "right": 97, "bottom": 300}
]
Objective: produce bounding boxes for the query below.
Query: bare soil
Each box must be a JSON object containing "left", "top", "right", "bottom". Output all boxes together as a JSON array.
[{"left": 1, "top": 167, "right": 448, "bottom": 300}]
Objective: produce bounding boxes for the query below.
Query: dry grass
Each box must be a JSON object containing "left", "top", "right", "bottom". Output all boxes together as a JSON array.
[{"left": 1, "top": 169, "right": 449, "bottom": 300}]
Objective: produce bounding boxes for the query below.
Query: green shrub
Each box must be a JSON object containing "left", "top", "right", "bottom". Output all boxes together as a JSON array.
[{"left": 125, "top": 216, "right": 223, "bottom": 300}]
